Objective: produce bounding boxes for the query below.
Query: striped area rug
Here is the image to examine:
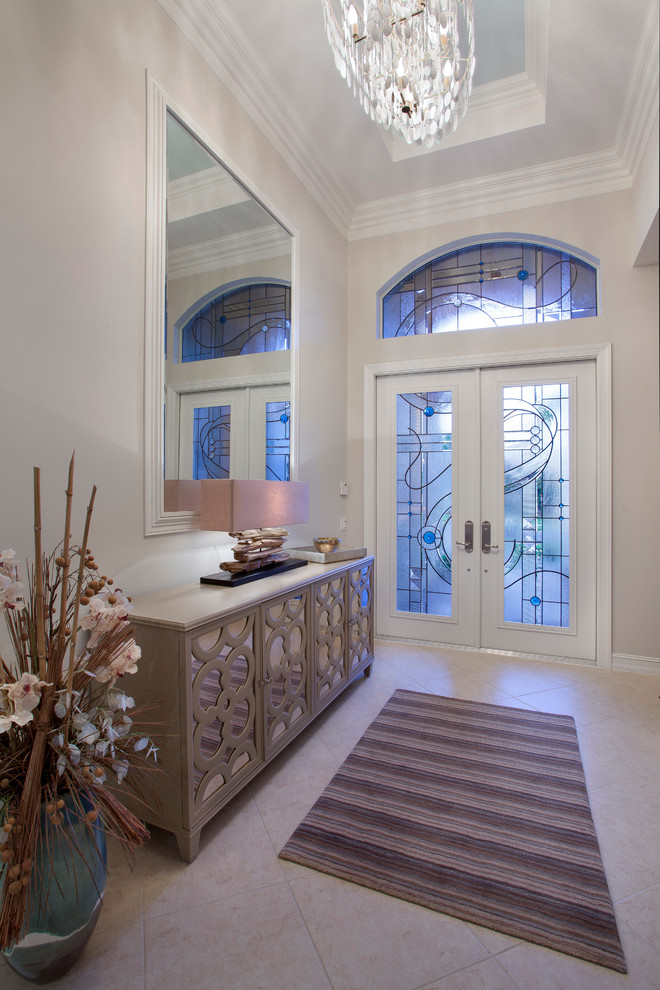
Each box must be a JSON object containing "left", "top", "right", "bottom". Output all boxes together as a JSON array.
[{"left": 279, "top": 689, "right": 626, "bottom": 973}]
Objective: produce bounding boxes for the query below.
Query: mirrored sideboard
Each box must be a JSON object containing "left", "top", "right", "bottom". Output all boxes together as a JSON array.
[{"left": 126, "top": 556, "right": 374, "bottom": 860}]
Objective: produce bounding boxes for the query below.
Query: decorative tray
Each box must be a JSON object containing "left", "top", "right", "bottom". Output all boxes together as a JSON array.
[{"left": 288, "top": 545, "right": 368, "bottom": 563}]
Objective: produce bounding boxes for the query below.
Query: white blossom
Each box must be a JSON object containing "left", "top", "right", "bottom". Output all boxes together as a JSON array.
[
  {"left": 80, "top": 591, "right": 133, "bottom": 637},
  {"left": 94, "top": 641, "right": 141, "bottom": 686},
  {"left": 0, "top": 573, "right": 25, "bottom": 610},
  {"left": 0, "top": 672, "right": 49, "bottom": 728}
]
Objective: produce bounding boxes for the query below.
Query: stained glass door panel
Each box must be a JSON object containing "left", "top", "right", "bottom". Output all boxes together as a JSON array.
[
  {"left": 178, "top": 390, "right": 248, "bottom": 480},
  {"left": 193, "top": 405, "right": 231, "bottom": 479},
  {"left": 265, "top": 401, "right": 290, "bottom": 481},
  {"left": 396, "top": 391, "right": 454, "bottom": 616},
  {"left": 502, "top": 384, "right": 570, "bottom": 628}
]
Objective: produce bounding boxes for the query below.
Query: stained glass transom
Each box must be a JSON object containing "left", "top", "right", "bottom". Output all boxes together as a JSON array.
[
  {"left": 382, "top": 242, "right": 597, "bottom": 338},
  {"left": 193, "top": 405, "right": 230, "bottom": 480},
  {"left": 503, "top": 383, "right": 570, "bottom": 628},
  {"left": 181, "top": 283, "right": 290, "bottom": 362},
  {"left": 396, "top": 391, "right": 453, "bottom": 616},
  {"left": 266, "top": 401, "right": 291, "bottom": 481}
]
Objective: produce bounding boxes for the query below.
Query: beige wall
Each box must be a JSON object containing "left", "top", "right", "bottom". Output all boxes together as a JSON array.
[
  {"left": 346, "top": 191, "right": 660, "bottom": 663},
  {"left": 0, "top": 0, "right": 347, "bottom": 594}
]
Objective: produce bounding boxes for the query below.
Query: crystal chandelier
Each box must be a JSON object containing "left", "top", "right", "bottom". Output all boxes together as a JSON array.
[{"left": 321, "top": 0, "right": 475, "bottom": 147}]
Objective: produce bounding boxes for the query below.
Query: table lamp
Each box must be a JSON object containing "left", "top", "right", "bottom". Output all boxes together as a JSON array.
[{"left": 199, "top": 479, "right": 309, "bottom": 586}]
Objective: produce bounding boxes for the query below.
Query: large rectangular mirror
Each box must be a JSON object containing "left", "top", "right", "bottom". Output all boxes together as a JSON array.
[{"left": 145, "top": 74, "right": 296, "bottom": 534}]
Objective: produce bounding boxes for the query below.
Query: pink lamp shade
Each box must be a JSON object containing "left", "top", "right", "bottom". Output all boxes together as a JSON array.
[
  {"left": 200, "top": 479, "right": 309, "bottom": 532},
  {"left": 163, "top": 479, "right": 202, "bottom": 513}
]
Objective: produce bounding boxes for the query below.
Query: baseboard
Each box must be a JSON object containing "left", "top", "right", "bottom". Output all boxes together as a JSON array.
[{"left": 611, "top": 653, "right": 660, "bottom": 676}]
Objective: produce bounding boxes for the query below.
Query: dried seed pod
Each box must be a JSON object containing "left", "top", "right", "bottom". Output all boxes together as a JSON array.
[
  {"left": 1, "top": 849, "right": 13, "bottom": 863},
  {"left": 8, "top": 880, "right": 22, "bottom": 896},
  {"left": 55, "top": 556, "right": 66, "bottom": 567},
  {"left": 80, "top": 596, "right": 90, "bottom": 606},
  {"left": 86, "top": 810, "right": 98, "bottom": 824},
  {"left": 21, "top": 874, "right": 30, "bottom": 886},
  {"left": 22, "top": 858, "right": 32, "bottom": 872},
  {"left": 93, "top": 767, "right": 104, "bottom": 778},
  {"left": 107, "top": 595, "right": 117, "bottom": 605},
  {"left": 8, "top": 864, "right": 21, "bottom": 879},
  {"left": 3, "top": 823, "right": 13, "bottom": 834},
  {"left": 55, "top": 799, "right": 64, "bottom": 810},
  {"left": 50, "top": 812, "right": 63, "bottom": 826},
  {"left": 0, "top": 778, "right": 9, "bottom": 789}
]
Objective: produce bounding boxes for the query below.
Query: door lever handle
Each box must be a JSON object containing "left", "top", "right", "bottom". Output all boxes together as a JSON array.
[
  {"left": 455, "top": 520, "right": 474, "bottom": 553},
  {"left": 481, "top": 520, "right": 499, "bottom": 553}
]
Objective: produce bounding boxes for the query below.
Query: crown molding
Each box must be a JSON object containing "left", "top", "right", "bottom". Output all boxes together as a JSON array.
[
  {"left": 348, "top": 149, "right": 633, "bottom": 241},
  {"left": 168, "top": 166, "right": 251, "bottom": 222},
  {"left": 168, "top": 224, "right": 291, "bottom": 278},
  {"left": 617, "top": 1, "right": 659, "bottom": 177},
  {"left": 156, "top": 0, "right": 354, "bottom": 236}
]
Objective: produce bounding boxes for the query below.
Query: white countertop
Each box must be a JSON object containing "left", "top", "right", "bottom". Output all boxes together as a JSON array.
[{"left": 129, "top": 555, "right": 373, "bottom": 631}]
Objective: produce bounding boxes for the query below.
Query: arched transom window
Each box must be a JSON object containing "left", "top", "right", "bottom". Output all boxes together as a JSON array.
[
  {"left": 179, "top": 281, "right": 290, "bottom": 362},
  {"left": 382, "top": 241, "right": 598, "bottom": 338}
]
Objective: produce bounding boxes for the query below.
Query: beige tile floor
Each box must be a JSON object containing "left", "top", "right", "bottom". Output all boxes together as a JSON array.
[{"left": 3, "top": 641, "right": 660, "bottom": 989}]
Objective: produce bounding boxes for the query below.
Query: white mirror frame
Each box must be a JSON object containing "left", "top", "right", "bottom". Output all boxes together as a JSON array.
[{"left": 144, "top": 72, "right": 299, "bottom": 535}]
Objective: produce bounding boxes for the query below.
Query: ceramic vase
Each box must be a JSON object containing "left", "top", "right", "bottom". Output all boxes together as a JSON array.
[{"left": 1, "top": 793, "right": 107, "bottom": 985}]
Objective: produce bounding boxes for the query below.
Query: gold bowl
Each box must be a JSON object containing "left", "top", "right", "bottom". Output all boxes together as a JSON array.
[{"left": 314, "top": 537, "right": 341, "bottom": 553}]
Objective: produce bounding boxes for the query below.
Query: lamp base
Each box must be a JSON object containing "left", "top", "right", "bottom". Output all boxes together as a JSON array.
[{"left": 200, "top": 557, "right": 308, "bottom": 587}]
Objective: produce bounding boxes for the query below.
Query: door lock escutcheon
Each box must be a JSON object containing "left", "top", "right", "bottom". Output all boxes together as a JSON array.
[
  {"left": 481, "top": 520, "right": 499, "bottom": 554},
  {"left": 455, "top": 519, "right": 474, "bottom": 553}
]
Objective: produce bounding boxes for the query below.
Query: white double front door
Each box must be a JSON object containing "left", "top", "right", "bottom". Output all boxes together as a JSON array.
[{"left": 376, "top": 362, "right": 597, "bottom": 661}]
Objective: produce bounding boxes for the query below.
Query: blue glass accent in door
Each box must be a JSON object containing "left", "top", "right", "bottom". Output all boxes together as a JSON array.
[{"left": 396, "top": 392, "right": 453, "bottom": 616}]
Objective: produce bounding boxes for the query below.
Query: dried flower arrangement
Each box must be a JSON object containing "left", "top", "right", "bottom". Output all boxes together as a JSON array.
[{"left": 0, "top": 456, "right": 156, "bottom": 951}]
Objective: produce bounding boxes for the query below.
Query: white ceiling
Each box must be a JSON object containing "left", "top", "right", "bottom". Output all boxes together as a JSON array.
[{"left": 159, "top": 0, "right": 659, "bottom": 240}]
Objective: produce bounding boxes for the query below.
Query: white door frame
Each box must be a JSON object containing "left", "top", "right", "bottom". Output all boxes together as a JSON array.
[{"left": 363, "top": 344, "right": 612, "bottom": 668}]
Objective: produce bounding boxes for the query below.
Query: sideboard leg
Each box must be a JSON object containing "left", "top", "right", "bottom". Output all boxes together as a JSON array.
[
  {"left": 363, "top": 662, "right": 373, "bottom": 678},
  {"left": 176, "top": 830, "right": 201, "bottom": 863}
]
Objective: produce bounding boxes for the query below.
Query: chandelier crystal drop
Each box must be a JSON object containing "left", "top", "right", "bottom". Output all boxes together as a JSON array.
[{"left": 321, "top": 0, "right": 475, "bottom": 147}]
